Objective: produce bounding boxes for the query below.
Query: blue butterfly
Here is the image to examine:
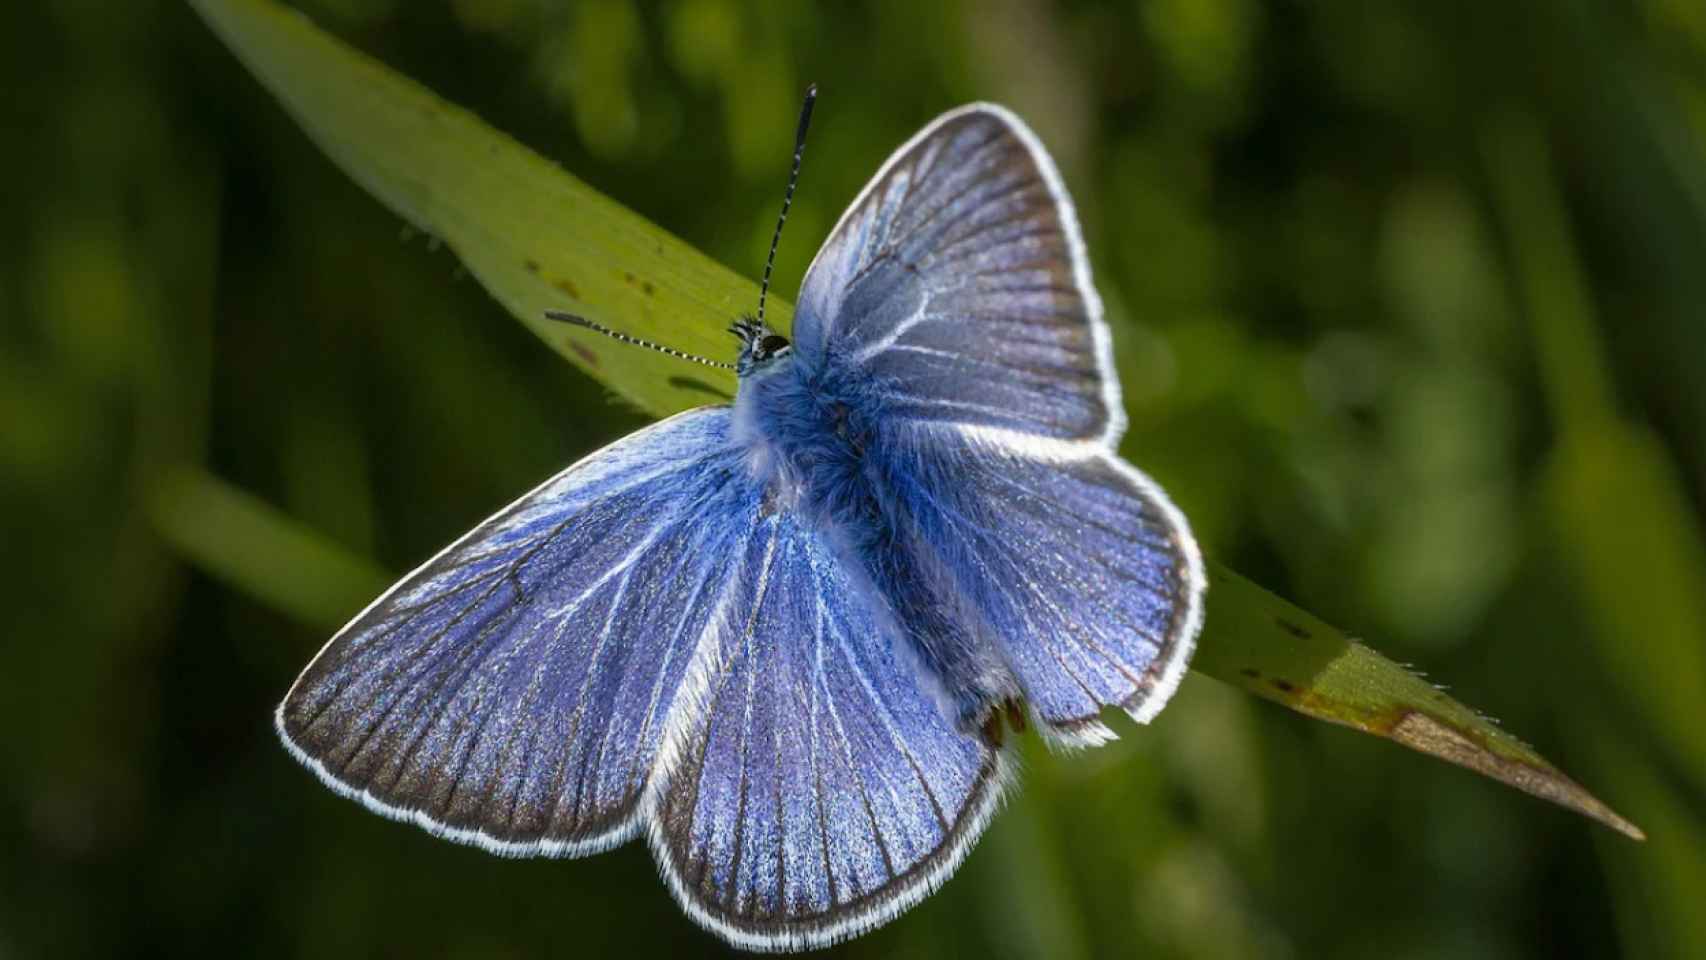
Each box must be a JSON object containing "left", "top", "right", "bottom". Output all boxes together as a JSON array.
[{"left": 276, "top": 94, "right": 1205, "bottom": 952}]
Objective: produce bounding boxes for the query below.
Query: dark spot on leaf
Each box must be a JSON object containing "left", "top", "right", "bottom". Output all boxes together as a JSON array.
[
  {"left": 623, "top": 271, "right": 636, "bottom": 286},
  {"left": 524, "top": 259, "right": 540, "bottom": 274},
  {"left": 1275, "top": 617, "right": 1312, "bottom": 640},
  {"left": 568, "top": 342, "right": 598, "bottom": 367},
  {"left": 642, "top": 280, "right": 655, "bottom": 296},
  {"left": 1240, "top": 668, "right": 1260, "bottom": 679},
  {"left": 1272, "top": 679, "right": 1297, "bottom": 693},
  {"left": 667, "top": 376, "right": 733, "bottom": 400},
  {"left": 553, "top": 278, "right": 580, "bottom": 300}
]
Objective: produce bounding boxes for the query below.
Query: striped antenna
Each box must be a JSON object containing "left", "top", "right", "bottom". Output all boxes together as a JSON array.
[
  {"left": 757, "top": 84, "right": 817, "bottom": 329},
  {"left": 544, "top": 311, "right": 735, "bottom": 371}
]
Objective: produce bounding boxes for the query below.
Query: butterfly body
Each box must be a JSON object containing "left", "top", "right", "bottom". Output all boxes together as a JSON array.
[
  {"left": 737, "top": 333, "right": 1028, "bottom": 730},
  {"left": 278, "top": 103, "right": 1205, "bottom": 951}
]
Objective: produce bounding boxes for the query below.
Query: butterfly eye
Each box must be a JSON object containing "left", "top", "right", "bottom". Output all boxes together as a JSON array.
[{"left": 757, "top": 334, "right": 790, "bottom": 356}]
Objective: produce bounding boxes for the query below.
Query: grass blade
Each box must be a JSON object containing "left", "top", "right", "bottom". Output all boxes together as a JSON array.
[{"left": 1193, "top": 565, "right": 1644, "bottom": 840}]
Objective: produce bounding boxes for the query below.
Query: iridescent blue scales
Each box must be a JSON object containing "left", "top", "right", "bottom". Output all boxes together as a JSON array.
[{"left": 276, "top": 104, "right": 1205, "bottom": 951}]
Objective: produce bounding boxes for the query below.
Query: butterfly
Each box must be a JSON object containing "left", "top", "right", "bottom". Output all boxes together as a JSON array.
[{"left": 276, "top": 90, "right": 1206, "bottom": 952}]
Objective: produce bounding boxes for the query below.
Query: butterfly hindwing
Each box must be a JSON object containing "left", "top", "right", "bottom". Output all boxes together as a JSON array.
[
  {"left": 277, "top": 408, "right": 762, "bottom": 856},
  {"left": 652, "top": 511, "right": 1008, "bottom": 951},
  {"left": 794, "top": 104, "right": 1118, "bottom": 449},
  {"left": 883, "top": 441, "right": 1203, "bottom": 744}
]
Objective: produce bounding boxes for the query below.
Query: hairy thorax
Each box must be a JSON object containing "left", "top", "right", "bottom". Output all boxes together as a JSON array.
[{"left": 730, "top": 355, "right": 883, "bottom": 534}]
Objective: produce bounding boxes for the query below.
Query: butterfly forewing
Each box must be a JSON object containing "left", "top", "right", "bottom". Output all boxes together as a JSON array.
[
  {"left": 277, "top": 408, "right": 760, "bottom": 856},
  {"left": 653, "top": 512, "right": 1007, "bottom": 951},
  {"left": 794, "top": 105, "right": 1118, "bottom": 450}
]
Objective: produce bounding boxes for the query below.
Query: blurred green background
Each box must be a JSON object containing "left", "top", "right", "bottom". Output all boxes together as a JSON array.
[{"left": 5, "top": 0, "right": 1706, "bottom": 957}]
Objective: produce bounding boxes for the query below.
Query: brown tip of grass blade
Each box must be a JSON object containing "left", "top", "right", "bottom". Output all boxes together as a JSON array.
[{"left": 1389, "top": 712, "right": 1646, "bottom": 841}]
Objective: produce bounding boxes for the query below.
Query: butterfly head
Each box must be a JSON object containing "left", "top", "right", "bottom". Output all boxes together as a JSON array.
[
  {"left": 545, "top": 88, "right": 812, "bottom": 388},
  {"left": 730, "top": 314, "right": 792, "bottom": 378}
]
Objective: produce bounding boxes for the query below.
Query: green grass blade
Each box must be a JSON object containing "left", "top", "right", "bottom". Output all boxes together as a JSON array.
[
  {"left": 147, "top": 464, "right": 390, "bottom": 629},
  {"left": 188, "top": 0, "right": 765, "bottom": 415},
  {"left": 187, "top": 0, "right": 1642, "bottom": 840},
  {"left": 1193, "top": 565, "right": 1644, "bottom": 840}
]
